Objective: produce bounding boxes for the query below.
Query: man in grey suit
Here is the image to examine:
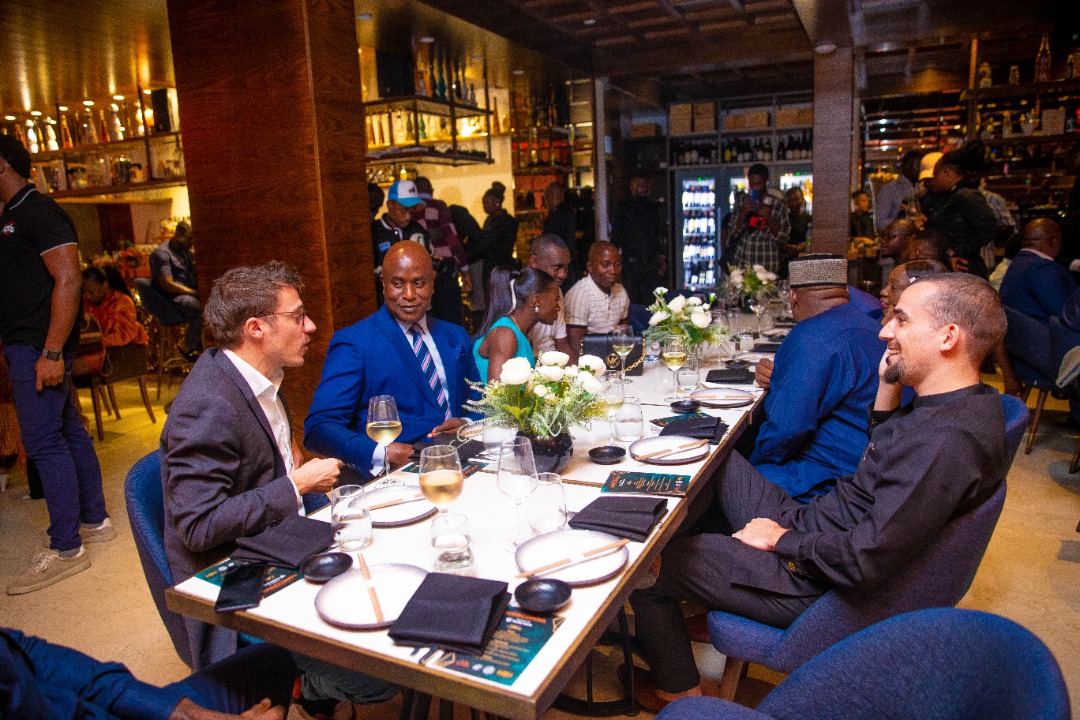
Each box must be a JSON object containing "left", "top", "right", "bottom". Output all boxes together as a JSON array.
[{"left": 161, "top": 262, "right": 395, "bottom": 717}]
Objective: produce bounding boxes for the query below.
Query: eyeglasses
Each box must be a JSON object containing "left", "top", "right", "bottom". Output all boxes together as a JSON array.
[{"left": 257, "top": 308, "right": 306, "bottom": 324}]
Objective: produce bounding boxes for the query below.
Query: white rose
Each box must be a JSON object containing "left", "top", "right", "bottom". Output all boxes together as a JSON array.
[
  {"left": 539, "top": 350, "right": 569, "bottom": 367},
  {"left": 668, "top": 295, "right": 687, "bottom": 313},
  {"left": 729, "top": 271, "right": 743, "bottom": 285},
  {"left": 687, "top": 296, "right": 703, "bottom": 306},
  {"left": 499, "top": 357, "right": 532, "bottom": 385},
  {"left": 578, "top": 354, "right": 607, "bottom": 375},
  {"left": 577, "top": 372, "right": 604, "bottom": 394},
  {"left": 691, "top": 310, "right": 711, "bottom": 328},
  {"left": 655, "top": 286, "right": 668, "bottom": 296},
  {"left": 533, "top": 384, "right": 549, "bottom": 398},
  {"left": 537, "top": 365, "right": 565, "bottom": 382},
  {"left": 752, "top": 264, "right": 767, "bottom": 276},
  {"left": 764, "top": 271, "right": 778, "bottom": 282},
  {"left": 564, "top": 365, "right": 579, "bottom": 377},
  {"left": 649, "top": 310, "right": 670, "bottom": 326}
]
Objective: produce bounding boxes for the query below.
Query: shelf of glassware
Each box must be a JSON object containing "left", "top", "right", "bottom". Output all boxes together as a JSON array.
[
  {"left": 29, "top": 132, "right": 185, "bottom": 197},
  {"left": 363, "top": 95, "right": 493, "bottom": 166}
]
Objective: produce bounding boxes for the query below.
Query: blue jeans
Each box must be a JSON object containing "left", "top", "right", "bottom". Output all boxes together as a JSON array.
[
  {"left": 4, "top": 345, "right": 107, "bottom": 552},
  {"left": 167, "top": 643, "right": 298, "bottom": 714}
]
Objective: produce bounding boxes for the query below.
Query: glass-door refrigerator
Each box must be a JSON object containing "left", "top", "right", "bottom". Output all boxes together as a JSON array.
[{"left": 674, "top": 173, "right": 719, "bottom": 292}]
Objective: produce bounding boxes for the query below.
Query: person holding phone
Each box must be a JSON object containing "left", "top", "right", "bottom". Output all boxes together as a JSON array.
[{"left": 726, "top": 164, "right": 791, "bottom": 275}]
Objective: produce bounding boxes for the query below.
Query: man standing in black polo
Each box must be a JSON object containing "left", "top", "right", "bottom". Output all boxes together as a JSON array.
[
  {"left": 612, "top": 177, "right": 664, "bottom": 305},
  {"left": 0, "top": 135, "right": 113, "bottom": 596}
]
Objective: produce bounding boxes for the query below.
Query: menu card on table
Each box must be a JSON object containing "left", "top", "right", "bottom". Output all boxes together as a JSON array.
[
  {"left": 434, "top": 609, "right": 563, "bottom": 686},
  {"left": 650, "top": 412, "right": 712, "bottom": 427},
  {"left": 601, "top": 470, "right": 691, "bottom": 497},
  {"left": 195, "top": 558, "right": 303, "bottom": 598}
]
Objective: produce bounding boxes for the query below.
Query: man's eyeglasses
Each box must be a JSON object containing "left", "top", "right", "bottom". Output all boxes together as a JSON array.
[{"left": 257, "top": 309, "right": 306, "bottom": 324}]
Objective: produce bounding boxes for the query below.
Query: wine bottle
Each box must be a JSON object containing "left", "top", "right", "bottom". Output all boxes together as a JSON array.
[
  {"left": 59, "top": 114, "right": 74, "bottom": 149},
  {"left": 436, "top": 51, "right": 447, "bottom": 101},
  {"left": 25, "top": 120, "right": 40, "bottom": 154},
  {"left": 1035, "top": 33, "right": 1051, "bottom": 83},
  {"left": 97, "top": 109, "right": 110, "bottom": 144}
]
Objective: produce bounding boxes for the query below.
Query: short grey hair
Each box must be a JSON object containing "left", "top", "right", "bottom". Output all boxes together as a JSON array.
[{"left": 204, "top": 261, "right": 303, "bottom": 349}]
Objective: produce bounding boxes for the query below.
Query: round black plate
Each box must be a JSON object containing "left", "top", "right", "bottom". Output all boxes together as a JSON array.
[
  {"left": 515, "top": 578, "right": 572, "bottom": 614},
  {"left": 589, "top": 446, "right": 626, "bottom": 465},
  {"left": 670, "top": 399, "right": 701, "bottom": 414},
  {"left": 725, "top": 359, "right": 750, "bottom": 369},
  {"left": 301, "top": 552, "right": 353, "bottom": 583}
]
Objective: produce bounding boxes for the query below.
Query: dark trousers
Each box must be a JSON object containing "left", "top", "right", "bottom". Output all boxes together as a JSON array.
[
  {"left": 629, "top": 452, "right": 823, "bottom": 694},
  {"left": 431, "top": 264, "right": 465, "bottom": 328},
  {"left": 4, "top": 346, "right": 106, "bottom": 552},
  {"left": 165, "top": 643, "right": 298, "bottom": 714},
  {"left": 169, "top": 294, "right": 204, "bottom": 353}
]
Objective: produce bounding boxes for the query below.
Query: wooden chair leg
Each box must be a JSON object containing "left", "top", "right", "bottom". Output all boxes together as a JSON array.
[
  {"left": 106, "top": 384, "right": 121, "bottom": 419},
  {"left": 717, "top": 657, "right": 747, "bottom": 701},
  {"left": 1070, "top": 434, "right": 1080, "bottom": 474},
  {"left": 1024, "top": 388, "right": 1049, "bottom": 454},
  {"left": 89, "top": 384, "right": 105, "bottom": 441},
  {"left": 138, "top": 377, "right": 157, "bottom": 423}
]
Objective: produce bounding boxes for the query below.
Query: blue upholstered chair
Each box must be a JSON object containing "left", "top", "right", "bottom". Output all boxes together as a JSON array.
[
  {"left": 659, "top": 609, "right": 1070, "bottom": 720},
  {"left": 1001, "top": 393, "right": 1029, "bottom": 471},
  {"left": 706, "top": 481, "right": 1007, "bottom": 699},
  {"left": 1003, "top": 306, "right": 1057, "bottom": 454},
  {"left": 124, "top": 450, "right": 194, "bottom": 667}
]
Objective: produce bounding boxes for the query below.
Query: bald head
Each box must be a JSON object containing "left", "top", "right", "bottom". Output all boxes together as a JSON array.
[
  {"left": 382, "top": 242, "right": 435, "bottom": 324},
  {"left": 1022, "top": 218, "right": 1062, "bottom": 258}
]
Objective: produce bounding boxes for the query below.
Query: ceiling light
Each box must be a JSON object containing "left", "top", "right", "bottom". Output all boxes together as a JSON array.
[
  {"left": 113, "top": 94, "right": 125, "bottom": 101},
  {"left": 58, "top": 105, "right": 68, "bottom": 111},
  {"left": 4, "top": 115, "right": 15, "bottom": 121},
  {"left": 420, "top": 36, "right": 435, "bottom": 43},
  {"left": 83, "top": 100, "right": 95, "bottom": 106},
  {"left": 583, "top": 18, "right": 597, "bottom": 25},
  {"left": 143, "top": 89, "right": 152, "bottom": 95},
  {"left": 30, "top": 110, "right": 42, "bottom": 116},
  {"left": 356, "top": 12, "right": 372, "bottom": 20},
  {"left": 814, "top": 41, "right": 837, "bottom": 55}
]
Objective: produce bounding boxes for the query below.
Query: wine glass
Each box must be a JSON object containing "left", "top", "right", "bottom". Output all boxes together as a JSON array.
[
  {"left": 662, "top": 335, "right": 687, "bottom": 402},
  {"left": 496, "top": 437, "right": 539, "bottom": 551},
  {"left": 612, "top": 322, "right": 635, "bottom": 384},
  {"left": 601, "top": 372, "right": 625, "bottom": 444},
  {"left": 746, "top": 293, "right": 767, "bottom": 337},
  {"left": 418, "top": 445, "right": 463, "bottom": 516},
  {"left": 366, "top": 395, "right": 401, "bottom": 484}
]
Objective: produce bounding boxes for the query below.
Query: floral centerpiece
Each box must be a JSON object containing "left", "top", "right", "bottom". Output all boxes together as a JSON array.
[
  {"left": 725, "top": 264, "right": 778, "bottom": 303},
  {"left": 642, "top": 287, "right": 726, "bottom": 350}
]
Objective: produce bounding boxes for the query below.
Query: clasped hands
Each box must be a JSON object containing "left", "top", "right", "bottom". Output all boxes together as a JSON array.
[{"left": 733, "top": 517, "right": 788, "bottom": 552}]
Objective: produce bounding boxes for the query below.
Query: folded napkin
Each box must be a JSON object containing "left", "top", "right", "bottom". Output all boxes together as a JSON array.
[
  {"left": 568, "top": 496, "right": 668, "bottom": 542},
  {"left": 389, "top": 573, "right": 511, "bottom": 654},
  {"left": 411, "top": 436, "right": 485, "bottom": 463},
  {"left": 706, "top": 368, "right": 754, "bottom": 384},
  {"left": 230, "top": 513, "right": 334, "bottom": 569},
  {"left": 754, "top": 341, "right": 783, "bottom": 352},
  {"left": 659, "top": 416, "right": 729, "bottom": 444}
]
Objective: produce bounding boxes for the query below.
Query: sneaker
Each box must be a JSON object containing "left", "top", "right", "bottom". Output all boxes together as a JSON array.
[
  {"left": 41, "top": 518, "right": 117, "bottom": 549},
  {"left": 7, "top": 547, "right": 91, "bottom": 595}
]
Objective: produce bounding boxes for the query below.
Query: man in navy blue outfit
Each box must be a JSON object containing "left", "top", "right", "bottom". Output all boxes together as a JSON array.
[
  {"left": 305, "top": 242, "right": 477, "bottom": 478},
  {"left": 749, "top": 254, "right": 886, "bottom": 501},
  {"left": 999, "top": 218, "right": 1074, "bottom": 324}
]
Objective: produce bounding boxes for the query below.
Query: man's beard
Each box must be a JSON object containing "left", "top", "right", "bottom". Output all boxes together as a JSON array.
[{"left": 883, "top": 355, "right": 904, "bottom": 385}]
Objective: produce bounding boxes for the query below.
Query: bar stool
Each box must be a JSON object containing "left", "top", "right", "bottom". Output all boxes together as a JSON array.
[{"left": 134, "top": 278, "right": 193, "bottom": 399}]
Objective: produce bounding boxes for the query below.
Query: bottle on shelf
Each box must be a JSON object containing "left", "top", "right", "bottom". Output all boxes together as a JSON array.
[
  {"left": 59, "top": 114, "right": 73, "bottom": 149},
  {"left": 1035, "top": 33, "right": 1051, "bottom": 83},
  {"left": 44, "top": 118, "right": 58, "bottom": 152}
]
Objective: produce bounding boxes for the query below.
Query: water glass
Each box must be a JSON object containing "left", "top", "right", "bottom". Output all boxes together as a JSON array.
[
  {"left": 527, "top": 473, "right": 568, "bottom": 534},
  {"left": 643, "top": 339, "right": 661, "bottom": 367},
  {"left": 482, "top": 419, "right": 517, "bottom": 455},
  {"left": 331, "top": 485, "right": 372, "bottom": 551},
  {"left": 496, "top": 437, "right": 539, "bottom": 550},
  {"left": 676, "top": 366, "right": 700, "bottom": 393},
  {"left": 614, "top": 397, "right": 644, "bottom": 443},
  {"left": 430, "top": 512, "right": 473, "bottom": 572},
  {"left": 737, "top": 333, "right": 755, "bottom": 353}
]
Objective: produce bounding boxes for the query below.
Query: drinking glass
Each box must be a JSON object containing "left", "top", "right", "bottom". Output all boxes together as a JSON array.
[
  {"left": 527, "top": 473, "right": 568, "bottom": 534},
  {"left": 614, "top": 398, "right": 644, "bottom": 443},
  {"left": 331, "top": 485, "right": 372, "bottom": 551},
  {"left": 746, "top": 293, "right": 767, "bottom": 337},
  {"left": 480, "top": 418, "right": 518, "bottom": 455},
  {"left": 418, "top": 445, "right": 463, "bottom": 515},
  {"left": 612, "top": 322, "right": 635, "bottom": 384},
  {"left": 602, "top": 372, "right": 625, "bottom": 444},
  {"left": 496, "top": 437, "right": 539, "bottom": 550},
  {"left": 366, "top": 395, "right": 401, "bottom": 483},
  {"left": 431, "top": 512, "right": 473, "bottom": 572},
  {"left": 662, "top": 335, "right": 687, "bottom": 402},
  {"left": 676, "top": 364, "right": 700, "bottom": 394}
]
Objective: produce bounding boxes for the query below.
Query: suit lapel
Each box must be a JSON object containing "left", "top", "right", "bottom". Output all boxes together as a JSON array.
[
  {"left": 374, "top": 307, "right": 440, "bottom": 412},
  {"left": 211, "top": 349, "right": 286, "bottom": 473}
]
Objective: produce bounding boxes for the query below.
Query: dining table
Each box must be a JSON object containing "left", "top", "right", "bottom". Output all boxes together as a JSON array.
[{"left": 166, "top": 350, "right": 773, "bottom": 720}]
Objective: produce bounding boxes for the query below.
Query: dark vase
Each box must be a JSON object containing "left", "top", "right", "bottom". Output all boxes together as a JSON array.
[{"left": 522, "top": 432, "right": 574, "bottom": 474}]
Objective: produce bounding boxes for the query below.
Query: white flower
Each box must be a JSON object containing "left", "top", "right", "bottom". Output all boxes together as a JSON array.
[
  {"left": 655, "top": 286, "right": 668, "bottom": 297},
  {"left": 649, "top": 310, "right": 670, "bottom": 326},
  {"left": 564, "top": 365, "right": 579, "bottom": 378},
  {"left": 729, "top": 270, "right": 743, "bottom": 285},
  {"left": 544, "top": 394, "right": 558, "bottom": 404},
  {"left": 539, "top": 350, "right": 569, "bottom": 367},
  {"left": 687, "top": 296, "right": 703, "bottom": 306},
  {"left": 499, "top": 357, "right": 532, "bottom": 385},
  {"left": 578, "top": 354, "right": 607, "bottom": 375},
  {"left": 691, "top": 310, "right": 711, "bottom": 328},
  {"left": 576, "top": 371, "right": 604, "bottom": 394},
  {"left": 752, "top": 264, "right": 767, "bottom": 276},
  {"left": 537, "top": 365, "right": 565, "bottom": 382},
  {"left": 763, "top": 271, "right": 778, "bottom": 282},
  {"left": 668, "top": 295, "right": 687, "bottom": 313},
  {"left": 533, "top": 384, "right": 549, "bottom": 398}
]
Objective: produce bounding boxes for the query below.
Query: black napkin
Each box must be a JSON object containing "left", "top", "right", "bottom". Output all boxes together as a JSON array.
[
  {"left": 389, "top": 573, "right": 511, "bottom": 654},
  {"left": 411, "top": 436, "right": 485, "bottom": 463},
  {"left": 659, "top": 416, "right": 729, "bottom": 444},
  {"left": 568, "top": 496, "right": 668, "bottom": 542},
  {"left": 230, "top": 513, "right": 334, "bottom": 569},
  {"left": 706, "top": 368, "right": 754, "bottom": 384},
  {"left": 754, "top": 341, "right": 782, "bottom": 352}
]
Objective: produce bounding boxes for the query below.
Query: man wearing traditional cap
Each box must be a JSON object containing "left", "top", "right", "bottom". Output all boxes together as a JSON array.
[{"left": 748, "top": 254, "right": 886, "bottom": 501}]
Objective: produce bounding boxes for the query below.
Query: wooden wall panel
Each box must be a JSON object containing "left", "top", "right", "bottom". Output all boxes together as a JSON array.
[
  {"left": 811, "top": 49, "right": 854, "bottom": 257},
  {"left": 167, "top": 0, "right": 373, "bottom": 428}
]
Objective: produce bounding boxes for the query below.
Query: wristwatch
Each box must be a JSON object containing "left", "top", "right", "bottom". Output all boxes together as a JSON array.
[{"left": 42, "top": 349, "right": 61, "bottom": 361}]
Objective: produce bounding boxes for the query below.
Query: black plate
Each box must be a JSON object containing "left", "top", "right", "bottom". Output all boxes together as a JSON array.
[
  {"left": 670, "top": 399, "right": 701, "bottom": 414},
  {"left": 301, "top": 552, "right": 353, "bottom": 583},
  {"left": 725, "top": 359, "right": 750, "bottom": 369},
  {"left": 515, "top": 578, "right": 572, "bottom": 614},
  {"left": 589, "top": 446, "right": 626, "bottom": 465}
]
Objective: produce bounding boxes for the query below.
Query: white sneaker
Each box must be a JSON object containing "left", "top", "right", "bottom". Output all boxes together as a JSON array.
[
  {"left": 41, "top": 517, "right": 117, "bottom": 549},
  {"left": 7, "top": 547, "right": 91, "bottom": 595}
]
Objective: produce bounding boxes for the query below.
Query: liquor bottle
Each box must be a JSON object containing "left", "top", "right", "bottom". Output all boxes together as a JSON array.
[
  {"left": 492, "top": 97, "right": 501, "bottom": 134},
  {"left": 97, "top": 109, "right": 110, "bottom": 143},
  {"left": 108, "top": 105, "right": 124, "bottom": 141},
  {"left": 428, "top": 54, "right": 438, "bottom": 102},
  {"left": 764, "top": 137, "right": 773, "bottom": 162},
  {"left": 436, "top": 52, "right": 447, "bottom": 101},
  {"left": 25, "top": 119, "right": 40, "bottom": 154},
  {"left": 406, "top": 112, "right": 415, "bottom": 143},
  {"left": 777, "top": 137, "right": 786, "bottom": 160},
  {"left": 1035, "top": 33, "right": 1051, "bottom": 83},
  {"left": 44, "top": 118, "right": 59, "bottom": 152},
  {"left": 59, "top": 113, "right": 74, "bottom": 149}
]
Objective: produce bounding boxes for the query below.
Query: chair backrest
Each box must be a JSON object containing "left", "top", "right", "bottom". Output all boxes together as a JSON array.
[
  {"left": 1003, "top": 306, "right": 1056, "bottom": 382},
  {"left": 124, "top": 450, "right": 192, "bottom": 667},
  {"left": 134, "top": 277, "right": 185, "bottom": 326},
  {"left": 1001, "top": 394, "right": 1029, "bottom": 471},
  {"left": 1049, "top": 315, "right": 1080, "bottom": 377},
  {"left": 757, "top": 609, "right": 1070, "bottom": 720},
  {"left": 102, "top": 343, "right": 151, "bottom": 382},
  {"left": 767, "top": 481, "right": 1007, "bottom": 671}
]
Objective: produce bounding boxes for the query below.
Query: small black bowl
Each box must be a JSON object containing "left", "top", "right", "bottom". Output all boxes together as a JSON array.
[
  {"left": 725, "top": 359, "right": 750, "bottom": 369},
  {"left": 515, "top": 578, "right": 572, "bottom": 614},
  {"left": 301, "top": 552, "right": 353, "bottom": 583},
  {"left": 589, "top": 446, "right": 626, "bottom": 465},
  {"left": 670, "top": 399, "right": 701, "bottom": 414}
]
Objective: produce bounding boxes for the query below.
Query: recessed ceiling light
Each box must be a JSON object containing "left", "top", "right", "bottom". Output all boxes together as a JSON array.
[
  {"left": 30, "top": 110, "right": 42, "bottom": 116},
  {"left": 583, "top": 18, "right": 597, "bottom": 25},
  {"left": 814, "top": 41, "right": 837, "bottom": 54},
  {"left": 356, "top": 12, "right": 372, "bottom": 20},
  {"left": 113, "top": 94, "right": 125, "bottom": 101},
  {"left": 420, "top": 36, "right": 435, "bottom": 43},
  {"left": 83, "top": 100, "right": 95, "bottom": 106},
  {"left": 512, "top": 69, "right": 525, "bottom": 75},
  {"left": 4, "top": 115, "right": 15, "bottom": 121},
  {"left": 58, "top": 106, "right": 68, "bottom": 111}
]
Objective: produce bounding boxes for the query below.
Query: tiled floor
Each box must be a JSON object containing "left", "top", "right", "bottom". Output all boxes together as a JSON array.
[{"left": 1, "top": 375, "right": 1078, "bottom": 717}]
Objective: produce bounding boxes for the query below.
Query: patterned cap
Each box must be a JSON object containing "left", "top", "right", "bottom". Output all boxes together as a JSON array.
[{"left": 788, "top": 254, "right": 847, "bottom": 288}]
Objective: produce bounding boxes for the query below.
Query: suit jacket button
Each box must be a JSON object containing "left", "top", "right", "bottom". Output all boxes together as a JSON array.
[{"left": 787, "top": 561, "right": 797, "bottom": 573}]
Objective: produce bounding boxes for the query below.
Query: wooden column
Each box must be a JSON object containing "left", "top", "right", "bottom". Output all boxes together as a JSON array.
[
  {"left": 167, "top": 0, "right": 373, "bottom": 424},
  {"left": 810, "top": 49, "right": 855, "bottom": 256}
]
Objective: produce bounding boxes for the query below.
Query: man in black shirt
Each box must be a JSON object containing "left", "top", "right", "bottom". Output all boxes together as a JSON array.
[
  {"left": 611, "top": 177, "right": 664, "bottom": 304},
  {"left": 0, "top": 135, "right": 113, "bottom": 595},
  {"left": 149, "top": 220, "right": 202, "bottom": 358}
]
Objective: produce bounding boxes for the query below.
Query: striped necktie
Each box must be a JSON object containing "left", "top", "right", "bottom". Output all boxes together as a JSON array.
[{"left": 408, "top": 324, "right": 452, "bottom": 420}]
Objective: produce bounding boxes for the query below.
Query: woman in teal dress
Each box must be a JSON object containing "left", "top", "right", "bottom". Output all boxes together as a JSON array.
[{"left": 473, "top": 267, "right": 561, "bottom": 382}]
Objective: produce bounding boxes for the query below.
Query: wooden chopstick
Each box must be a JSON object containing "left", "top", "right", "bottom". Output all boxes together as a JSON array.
[
  {"left": 357, "top": 554, "right": 384, "bottom": 623},
  {"left": 367, "top": 493, "right": 425, "bottom": 511},
  {"left": 637, "top": 439, "right": 708, "bottom": 460},
  {"left": 516, "top": 538, "right": 630, "bottom": 578},
  {"left": 561, "top": 477, "right": 605, "bottom": 488}
]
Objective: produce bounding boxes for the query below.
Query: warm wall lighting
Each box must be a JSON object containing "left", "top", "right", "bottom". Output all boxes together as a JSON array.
[
  {"left": 83, "top": 100, "right": 95, "bottom": 106},
  {"left": 58, "top": 105, "right": 68, "bottom": 111},
  {"left": 3, "top": 115, "right": 15, "bottom": 121},
  {"left": 30, "top": 110, "right": 42, "bottom": 116}
]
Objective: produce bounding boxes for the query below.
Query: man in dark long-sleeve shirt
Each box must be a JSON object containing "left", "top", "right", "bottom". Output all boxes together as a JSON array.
[
  {"left": 629, "top": 273, "right": 1008, "bottom": 709},
  {"left": 920, "top": 151, "right": 997, "bottom": 278},
  {"left": 612, "top": 177, "right": 664, "bottom": 304}
]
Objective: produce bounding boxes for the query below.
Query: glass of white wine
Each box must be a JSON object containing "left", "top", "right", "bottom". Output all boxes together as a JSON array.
[
  {"left": 612, "top": 322, "right": 635, "bottom": 384},
  {"left": 496, "top": 437, "right": 539, "bottom": 551},
  {"left": 662, "top": 335, "right": 687, "bottom": 402},
  {"left": 418, "top": 445, "right": 463, "bottom": 516},
  {"left": 366, "top": 395, "right": 401, "bottom": 484},
  {"left": 602, "top": 372, "right": 625, "bottom": 444}
]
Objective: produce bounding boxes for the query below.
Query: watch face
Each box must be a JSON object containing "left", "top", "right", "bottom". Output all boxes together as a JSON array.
[{"left": 43, "top": 350, "right": 61, "bottom": 361}]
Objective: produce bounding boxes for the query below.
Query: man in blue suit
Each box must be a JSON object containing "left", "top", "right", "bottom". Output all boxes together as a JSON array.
[
  {"left": 1000, "top": 218, "right": 1074, "bottom": 324},
  {"left": 306, "top": 242, "right": 478, "bottom": 477}
]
